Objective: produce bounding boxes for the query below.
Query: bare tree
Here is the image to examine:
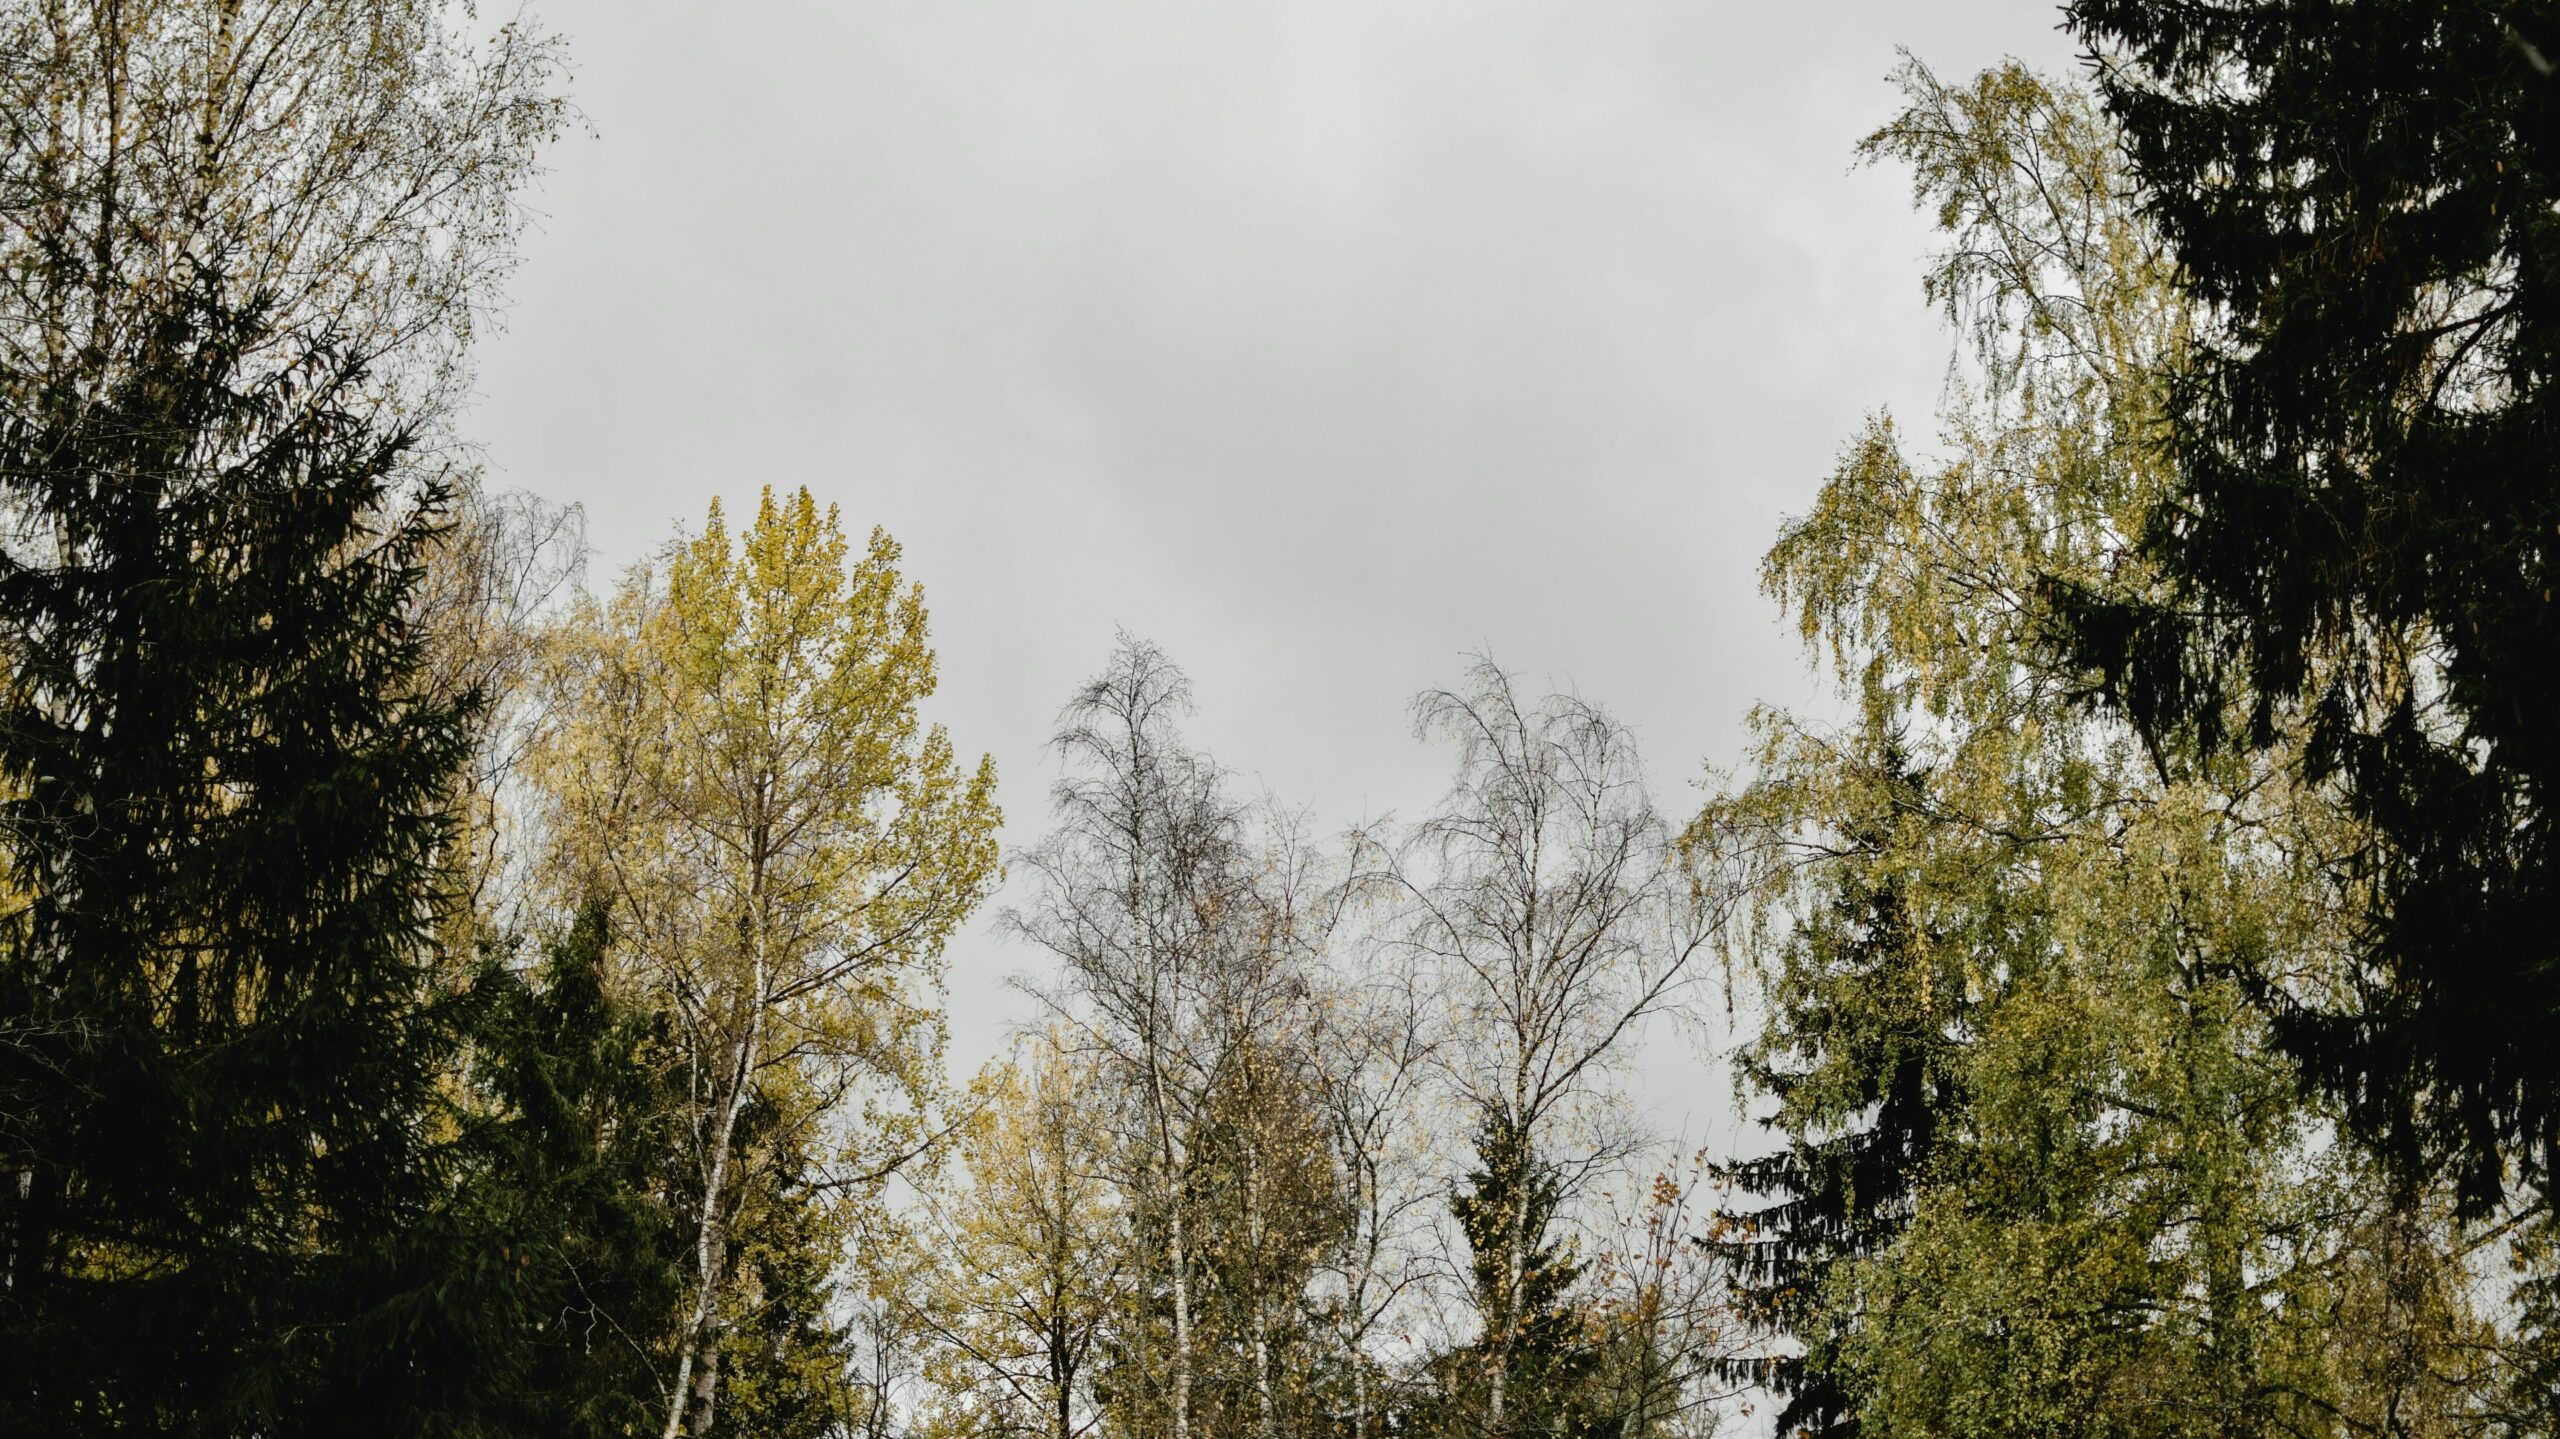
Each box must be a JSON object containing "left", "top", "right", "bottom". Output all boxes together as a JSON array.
[
  {"left": 1010, "top": 637, "right": 1236, "bottom": 1439},
  {"left": 1211, "top": 809, "right": 1355, "bottom": 1439},
  {"left": 1583, "top": 1152, "right": 1750, "bottom": 1439},
  {"left": 412, "top": 482, "right": 585, "bottom": 929},
  {"left": 1010, "top": 636, "right": 1335, "bottom": 1439},
  {"left": 1308, "top": 914, "right": 1445, "bottom": 1439},
  {"left": 1395, "top": 658, "right": 1724, "bottom": 1437}
]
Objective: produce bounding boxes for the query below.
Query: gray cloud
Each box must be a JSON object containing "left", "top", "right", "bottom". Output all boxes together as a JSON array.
[{"left": 472, "top": 0, "right": 2084, "bottom": 1135}]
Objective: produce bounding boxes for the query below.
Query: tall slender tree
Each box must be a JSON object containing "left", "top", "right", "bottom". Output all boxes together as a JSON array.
[
  {"left": 1012, "top": 637, "right": 1358, "bottom": 1439},
  {"left": 1014, "top": 638, "right": 1233, "bottom": 1439},
  {"left": 537, "top": 488, "right": 1000, "bottom": 1438},
  {"left": 1397, "top": 660, "right": 1719, "bottom": 1439}
]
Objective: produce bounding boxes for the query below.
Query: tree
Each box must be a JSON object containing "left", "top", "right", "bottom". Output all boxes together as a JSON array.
[
  {"left": 898, "top": 1038, "right": 1128, "bottom": 1439},
  {"left": 706, "top": 1150, "right": 865, "bottom": 1439},
  {"left": 1703, "top": 754, "right": 1959, "bottom": 1439},
  {"left": 1186, "top": 1022, "right": 1349, "bottom": 1439},
  {"left": 1694, "top": 56, "right": 2503, "bottom": 1439},
  {"left": 1396, "top": 660, "right": 1719, "bottom": 1439},
  {"left": 1580, "top": 1156, "right": 1746, "bottom": 1439},
  {"left": 464, "top": 902, "right": 690, "bottom": 1439},
  {"left": 536, "top": 487, "right": 1001, "bottom": 1438},
  {"left": 1013, "top": 637, "right": 1262, "bottom": 1439},
  {"left": 1440, "top": 1110, "right": 1613, "bottom": 1439},
  {"left": 0, "top": 0, "right": 567, "bottom": 424},
  {"left": 1307, "top": 934, "right": 1442, "bottom": 1439},
  {"left": 0, "top": 7, "right": 565, "bottom": 1423},
  {"left": 0, "top": 281, "right": 491, "bottom": 1433},
  {"left": 2057, "top": 0, "right": 2560, "bottom": 1214},
  {"left": 413, "top": 484, "right": 585, "bottom": 935}
]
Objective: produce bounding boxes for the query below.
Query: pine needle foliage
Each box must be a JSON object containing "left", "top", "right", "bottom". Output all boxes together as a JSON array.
[
  {"left": 2061, "top": 0, "right": 2560, "bottom": 1219},
  {"left": 0, "top": 277, "right": 487, "bottom": 1435},
  {"left": 1705, "top": 751, "right": 1959, "bottom": 1439}
]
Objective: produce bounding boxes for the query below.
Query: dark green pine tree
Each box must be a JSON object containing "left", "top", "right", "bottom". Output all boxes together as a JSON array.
[
  {"left": 705, "top": 1159, "right": 861, "bottom": 1439},
  {"left": 463, "top": 903, "right": 690, "bottom": 1439},
  {"left": 1445, "top": 1110, "right": 1614, "bottom": 1439},
  {"left": 0, "top": 276, "right": 498, "bottom": 1435},
  {"left": 2055, "top": 0, "right": 2560, "bottom": 1215},
  {"left": 1705, "top": 755, "right": 1961, "bottom": 1439}
]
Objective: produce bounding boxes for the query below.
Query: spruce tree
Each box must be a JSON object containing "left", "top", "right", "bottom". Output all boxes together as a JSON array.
[
  {"left": 1706, "top": 759, "right": 1960, "bottom": 1439},
  {"left": 465, "top": 904, "right": 690, "bottom": 1439},
  {"left": 0, "top": 277, "right": 485, "bottom": 1434},
  {"left": 706, "top": 1161, "right": 862, "bottom": 1439},
  {"left": 2059, "top": 0, "right": 2560, "bottom": 1213},
  {"left": 1446, "top": 1110, "right": 1613, "bottom": 1439}
]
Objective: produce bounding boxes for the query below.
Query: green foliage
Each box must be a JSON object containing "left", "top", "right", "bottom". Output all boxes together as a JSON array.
[
  {"left": 0, "top": 280, "right": 490, "bottom": 1435},
  {"left": 1103, "top": 1043, "right": 1356, "bottom": 1439},
  {"left": 2501, "top": 1214, "right": 2560, "bottom": 1433},
  {"left": 464, "top": 904, "right": 691, "bottom": 1439},
  {"left": 892, "top": 1041, "right": 1125, "bottom": 1439},
  {"left": 1441, "top": 1110, "right": 1616, "bottom": 1439},
  {"left": 539, "top": 488, "right": 1002, "bottom": 1437},
  {"left": 1197, "top": 1073, "right": 1350, "bottom": 1437},
  {"left": 709, "top": 1167, "right": 863, "bottom": 1439},
  {"left": 2059, "top": 0, "right": 2560, "bottom": 1214},
  {"left": 1699, "top": 56, "right": 2506, "bottom": 1439},
  {"left": 1706, "top": 749, "right": 1959, "bottom": 1439}
]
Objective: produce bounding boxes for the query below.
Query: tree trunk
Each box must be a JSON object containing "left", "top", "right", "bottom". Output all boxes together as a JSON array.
[
  {"left": 662, "top": 900, "right": 769, "bottom": 1439},
  {"left": 1050, "top": 1160, "right": 1073, "bottom": 1439},
  {"left": 1168, "top": 1195, "right": 1195, "bottom": 1439},
  {"left": 1147, "top": 1030, "right": 1193, "bottom": 1439},
  {"left": 1249, "top": 1135, "right": 1277, "bottom": 1439},
  {"left": 685, "top": 1331, "right": 721, "bottom": 1436}
]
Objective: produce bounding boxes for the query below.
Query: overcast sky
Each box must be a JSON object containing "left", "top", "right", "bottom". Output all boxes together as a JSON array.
[{"left": 471, "top": 1, "right": 2086, "bottom": 1143}]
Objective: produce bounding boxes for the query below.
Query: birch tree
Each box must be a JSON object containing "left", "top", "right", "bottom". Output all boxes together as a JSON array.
[
  {"left": 1398, "top": 661, "right": 1721, "bottom": 1438},
  {"left": 0, "top": 0, "right": 567, "bottom": 422},
  {"left": 1011, "top": 637, "right": 1230, "bottom": 1439},
  {"left": 538, "top": 487, "right": 1000, "bottom": 1438},
  {"left": 1012, "top": 636, "right": 1340, "bottom": 1439},
  {"left": 1309, "top": 931, "right": 1443, "bottom": 1439}
]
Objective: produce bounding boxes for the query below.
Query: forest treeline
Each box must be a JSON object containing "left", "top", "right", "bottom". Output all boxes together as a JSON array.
[{"left": 1, "top": 2, "right": 2557, "bottom": 1437}]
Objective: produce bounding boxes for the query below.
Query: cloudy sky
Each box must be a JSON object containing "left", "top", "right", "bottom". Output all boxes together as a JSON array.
[{"left": 471, "top": 1, "right": 2086, "bottom": 1140}]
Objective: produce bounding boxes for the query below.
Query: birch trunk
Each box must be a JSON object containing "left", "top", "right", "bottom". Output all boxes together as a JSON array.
[
  {"left": 1168, "top": 1196, "right": 1194, "bottom": 1439},
  {"left": 662, "top": 899, "right": 769, "bottom": 1439},
  {"left": 1248, "top": 1136, "right": 1277, "bottom": 1439}
]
